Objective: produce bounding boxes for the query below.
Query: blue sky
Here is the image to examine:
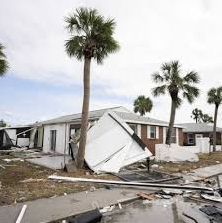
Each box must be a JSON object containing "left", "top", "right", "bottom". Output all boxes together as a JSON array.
[{"left": 1, "top": 0, "right": 222, "bottom": 125}]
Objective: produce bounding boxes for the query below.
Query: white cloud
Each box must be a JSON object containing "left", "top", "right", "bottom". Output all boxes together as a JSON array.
[{"left": 1, "top": 0, "right": 222, "bottom": 124}]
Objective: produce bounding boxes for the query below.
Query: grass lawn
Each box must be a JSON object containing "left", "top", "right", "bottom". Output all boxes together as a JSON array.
[{"left": 0, "top": 154, "right": 116, "bottom": 206}]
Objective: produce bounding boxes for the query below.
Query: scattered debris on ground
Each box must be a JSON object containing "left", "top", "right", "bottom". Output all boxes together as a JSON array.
[{"left": 149, "top": 151, "right": 222, "bottom": 173}]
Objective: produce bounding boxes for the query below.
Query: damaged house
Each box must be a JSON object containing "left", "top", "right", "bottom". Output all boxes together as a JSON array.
[{"left": 36, "top": 106, "right": 183, "bottom": 155}]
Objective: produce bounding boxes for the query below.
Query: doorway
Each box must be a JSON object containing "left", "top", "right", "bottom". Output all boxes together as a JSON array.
[{"left": 50, "top": 130, "right": 57, "bottom": 152}]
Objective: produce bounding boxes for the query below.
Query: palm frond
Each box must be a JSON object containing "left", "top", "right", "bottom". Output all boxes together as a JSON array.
[
  {"left": 152, "top": 85, "right": 167, "bottom": 96},
  {"left": 65, "top": 36, "right": 85, "bottom": 60},
  {"left": 152, "top": 72, "right": 164, "bottom": 83},
  {"left": 184, "top": 71, "right": 200, "bottom": 84},
  {"left": 0, "top": 43, "right": 9, "bottom": 76}
]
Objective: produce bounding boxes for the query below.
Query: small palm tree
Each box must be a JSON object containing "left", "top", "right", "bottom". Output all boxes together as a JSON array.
[
  {"left": 0, "top": 43, "right": 9, "bottom": 76},
  {"left": 201, "top": 114, "right": 213, "bottom": 123},
  {"left": 191, "top": 108, "right": 203, "bottom": 123},
  {"left": 152, "top": 61, "right": 200, "bottom": 145},
  {"left": 65, "top": 8, "right": 119, "bottom": 168},
  {"left": 207, "top": 87, "right": 222, "bottom": 151},
  {"left": 134, "top": 95, "right": 153, "bottom": 116}
]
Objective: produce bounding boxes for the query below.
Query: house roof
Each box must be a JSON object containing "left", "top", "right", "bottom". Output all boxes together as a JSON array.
[
  {"left": 39, "top": 106, "right": 182, "bottom": 128},
  {"left": 179, "top": 123, "right": 222, "bottom": 133},
  {"left": 39, "top": 106, "right": 131, "bottom": 125},
  {"left": 114, "top": 111, "right": 182, "bottom": 127}
]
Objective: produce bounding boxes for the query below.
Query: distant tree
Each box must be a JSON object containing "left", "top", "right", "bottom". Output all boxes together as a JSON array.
[
  {"left": 0, "top": 119, "right": 7, "bottom": 127},
  {"left": 152, "top": 61, "right": 200, "bottom": 145},
  {"left": 207, "top": 87, "right": 222, "bottom": 151},
  {"left": 65, "top": 8, "right": 119, "bottom": 168},
  {"left": 201, "top": 114, "right": 213, "bottom": 123},
  {"left": 0, "top": 43, "right": 9, "bottom": 76},
  {"left": 191, "top": 108, "right": 203, "bottom": 123},
  {"left": 134, "top": 95, "right": 153, "bottom": 116}
]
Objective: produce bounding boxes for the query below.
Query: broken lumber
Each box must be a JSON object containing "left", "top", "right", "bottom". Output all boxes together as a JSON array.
[{"left": 48, "top": 175, "right": 213, "bottom": 192}]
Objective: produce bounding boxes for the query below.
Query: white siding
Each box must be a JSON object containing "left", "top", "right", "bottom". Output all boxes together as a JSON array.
[
  {"left": 43, "top": 123, "right": 67, "bottom": 154},
  {"left": 163, "top": 127, "right": 166, "bottom": 143},
  {"left": 137, "top": 124, "right": 141, "bottom": 138},
  {"left": 176, "top": 128, "right": 179, "bottom": 144},
  {"left": 147, "top": 126, "right": 150, "bottom": 139},
  {"left": 156, "top": 126, "right": 159, "bottom": 139}
]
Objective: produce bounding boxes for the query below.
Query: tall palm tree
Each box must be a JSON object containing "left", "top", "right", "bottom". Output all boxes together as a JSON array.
[
  {"left": 207, "top": 87, "right": 222, "bottom": 151},
  {"left": 152, "top": 61, "right": 200, "bottom": 145},
  {"left": 65, "top": 8, "right": 119, "bottom": 168},
  {"left": 191, "top": 108, "right": 203, "bottom": 123},
  {"left": 133, "top": 95, "right": 153, "bottom": 116},
  {"left": 0, "top": 43, "right": 9, "bottom": 76}
]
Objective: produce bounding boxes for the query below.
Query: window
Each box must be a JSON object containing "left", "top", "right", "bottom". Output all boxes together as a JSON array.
[
  {"left": 150, "top": 126, "right": 156, "bottom": 139},
  {"left": 128, "top": 124, "right": 137, "bottom": 134},
  {"left": 166, "top": 127, "right": 177, "bottom": 143},
  {"left": 187, "top": 133, "right": 194, "bottom": 145}
]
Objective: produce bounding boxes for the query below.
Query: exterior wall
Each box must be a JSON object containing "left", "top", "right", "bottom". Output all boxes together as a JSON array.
[
  {"left": 140, "top": 125, "right": 182, "bottom": 154},
  {"left": 183, "top": 132, "right": 222, "bottom": 146},
  {"left": 42, "top": 123, "right": 68, "bottom": 154},
  {"left": 178, "top": 128, "right": 183, "bottom": 146},
  {"left": 141, "top": 125, "right": 163, "bottom": 154},
  {"left": 37, "top": 126, "right": 44, "bottom": 148}
]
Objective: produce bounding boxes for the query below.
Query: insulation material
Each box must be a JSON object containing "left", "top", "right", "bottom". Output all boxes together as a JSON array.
[
  {"left": 85, "top": 111, "right": 152, "bottom": 173},
  {"left": 155, "top": 144, "right": 199, "bottom": 162}
]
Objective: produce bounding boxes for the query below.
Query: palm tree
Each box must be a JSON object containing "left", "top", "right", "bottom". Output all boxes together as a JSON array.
[
  {"left": 65, "top": 8, "right": 119, "bottom": 168},
  {"left": 191, "top": 108, "right": 203, "bottom": 123},
  {"left": 0, "top": 43, "right": 9, "bottom": 76},
  {"left": 207, "top": 87, "right": 222, "bottom": 151},
  {"left": 134, "top": 95, "right": 153, "bottom": 116},
  {"left": 152, "top": 61, "right": 200, "bottom": 145},
  {"left": 201, "top": 114, "right": 213, "bottom": 123}
]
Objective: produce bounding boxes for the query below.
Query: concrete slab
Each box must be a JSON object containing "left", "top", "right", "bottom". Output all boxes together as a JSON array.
[
  {"left": 0, "top": 188, "right": 143, "bottom": 223},
  {"left": 27, "top": 155, "right": 72, "bottom": 169},
  {"left": 192, "top": 163, "right": 222, "bottom": 178}
]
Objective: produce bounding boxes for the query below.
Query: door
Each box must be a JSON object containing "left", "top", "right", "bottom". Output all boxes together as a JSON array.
[
  {"left": 50, "top": 130, "right": 57, "bottom": 152},
  {"left": 195, "top": 134, "right": 203, "bottom": 144}
]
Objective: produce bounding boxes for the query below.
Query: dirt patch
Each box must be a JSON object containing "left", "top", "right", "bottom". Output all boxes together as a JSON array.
[
  {"left": 0, "top": 154, "right": 117, "bottom": 206},
  {"left": 151, "top": 151, "right": 222, "bottom": 173}
]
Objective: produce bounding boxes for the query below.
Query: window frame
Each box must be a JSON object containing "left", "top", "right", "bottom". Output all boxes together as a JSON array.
[{"left": 149, "top": 126, "right": 156, "bottom": 139}]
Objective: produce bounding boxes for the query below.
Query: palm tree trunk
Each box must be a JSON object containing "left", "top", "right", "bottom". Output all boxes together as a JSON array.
[
  {"left": 166, "top": 99, "right": 176, "bottom": 145},
  {"left": 77, "top": 57, "right": 91, "bottom": 168},
  {"left": 213, "top": 104, "right": 218, "bottom": 152}
]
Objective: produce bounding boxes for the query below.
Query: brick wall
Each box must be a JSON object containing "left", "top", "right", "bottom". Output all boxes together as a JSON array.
[
  {"left": 140, "top": 125, "right": 183, "bottom": 154},
  {"left": 141, "top": 125, "right": 163, "bottom": 154}
]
